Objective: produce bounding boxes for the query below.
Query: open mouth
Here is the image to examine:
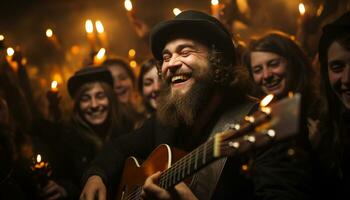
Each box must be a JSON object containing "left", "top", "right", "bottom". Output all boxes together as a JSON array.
[
  {"left": 170, "top": 73, "right": 192, "bottom": 85},
  {"left": 264, "top": 78, "right": 281, "bottom": 91}
]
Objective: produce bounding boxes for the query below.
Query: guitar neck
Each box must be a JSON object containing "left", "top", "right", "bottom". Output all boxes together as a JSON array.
[{"left": 158, "top": 138, "right": 216, "bottom": 189}]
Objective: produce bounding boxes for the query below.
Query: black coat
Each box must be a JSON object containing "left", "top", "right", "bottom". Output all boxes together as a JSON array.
[{"left": 84, "top": 100, "right": 313, "bottom": 200}]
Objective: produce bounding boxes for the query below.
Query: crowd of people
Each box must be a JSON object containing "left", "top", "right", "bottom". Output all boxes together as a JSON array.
[{"left": 0, "top": 8, "right": 349, "bottom": 200}]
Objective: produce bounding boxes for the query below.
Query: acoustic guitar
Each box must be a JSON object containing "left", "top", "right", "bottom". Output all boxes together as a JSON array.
[{"left": 116, "top": 94, "right": 301, "bottom": 200}]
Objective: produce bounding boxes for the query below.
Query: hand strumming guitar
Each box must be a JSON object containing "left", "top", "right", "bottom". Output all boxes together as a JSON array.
[{"left": 141, "top": 171, "right": 198, "bottom": 200}]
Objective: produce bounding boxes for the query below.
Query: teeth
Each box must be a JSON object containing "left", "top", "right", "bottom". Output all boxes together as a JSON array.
[{"left": 171, "top": 75, "right": 189, "bottom": 83}]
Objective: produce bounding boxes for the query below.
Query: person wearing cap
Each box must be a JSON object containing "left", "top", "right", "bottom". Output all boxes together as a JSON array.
[
  {"left": 312, "top": 11, "right": 350, "bottom": 199},
  {"left": 80, "top": 10, "right": 312, "bottom": 200},
  {"left": 42, "top": 66, "right": 133, "bottom": 199}
]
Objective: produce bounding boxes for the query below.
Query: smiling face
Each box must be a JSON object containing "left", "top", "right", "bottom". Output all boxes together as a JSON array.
[
  {"left": 327, "top": 41, "right": 350, "bottom": 110},
  {"left": 142, "top": 66, "right": 160, "bottom": 110},
  {"left": 107, "top": 65, "right": 134, "bottom": 103},
  {"left": 79, "top": 82, "right": 109, "bottom": 126},
  {"left": 250, "top": 51, "right": 288, "bottom": 97},
  {"left": 161, "top": 38, "right": 211, "bottom": 97}
]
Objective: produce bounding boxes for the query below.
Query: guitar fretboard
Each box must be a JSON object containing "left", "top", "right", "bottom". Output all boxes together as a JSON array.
[{"left": 158, "top": 138, "right": 216, "bottom": 189}]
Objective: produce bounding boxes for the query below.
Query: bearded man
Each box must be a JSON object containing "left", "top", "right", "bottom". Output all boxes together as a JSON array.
[{"left": 80, "top": 10, "right": 312, "bottom": 200}]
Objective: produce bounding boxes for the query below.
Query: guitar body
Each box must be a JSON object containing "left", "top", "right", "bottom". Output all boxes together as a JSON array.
[{"left": 116, "top": 144, "right": 187, "bottom": 200}]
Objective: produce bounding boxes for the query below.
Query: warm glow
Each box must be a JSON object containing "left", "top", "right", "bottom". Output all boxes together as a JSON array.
[
  {"left": 46, "top": 29, "right": 53, "bottom": 38},
  {"left": 51, "top": 81, "right": 58, "bottom": 90},
  {"left": 128, "top": 49, "right": 136, "bottom": 57},
  {"left": 53, "top": 73, "right": 63, "bottom": 84},
  {"left": 85, "top": 19, "right": 94, "bottom": 33},
  {"left": 173, "top": 8, "right": 182, "bottom": 16},
  {"left": 211, "top": 0, "right": 219, "bottom": 6},
  {"left": 299, "top": 3, "right": 306, "bottom": 15},
  {"left": 237, "top": 0, "right": 249, "bottom": 14},
  {"left": 260, "top": 94, "right": 274, "bottom": 107},
  {"left": 36, "top": 154, "right": 42, "bottom": 163},
  {"left": 95, "top": 20, "right": 104, "bottom": 33},
  {"left": 130, "top": 60, "right": 137, "bottom": 68},
  {"left": 6, "top": 47, "right": 14, "bottom": 56},
  {"left": 0, "top": 34, "right": 4, "bottom": 41},
  {"left": 124, "top": 0, "right": 133, "bottom": 11},
  {"left": 288, "top": 91, "right": 294, "bottom": 98},
  {"left": 96, "top": 48, "right": 106, "bottom": 59},
  {"left": 260, "top": 107, "right": 271, "bottom": 114}
]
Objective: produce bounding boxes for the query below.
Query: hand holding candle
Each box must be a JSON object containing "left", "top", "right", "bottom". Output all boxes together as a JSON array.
[{"left": 30, "top": 154, "right": 52, "bottom": 187}]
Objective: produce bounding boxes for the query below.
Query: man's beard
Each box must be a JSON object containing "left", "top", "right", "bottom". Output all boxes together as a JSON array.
[{"left": 156, "top": 68, "right": 214, "bottom": 127}]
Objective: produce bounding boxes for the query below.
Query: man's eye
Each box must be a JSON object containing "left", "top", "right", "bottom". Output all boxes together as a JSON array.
[{"left": 162, "top": 54, "right": 171, "bottom": 62}]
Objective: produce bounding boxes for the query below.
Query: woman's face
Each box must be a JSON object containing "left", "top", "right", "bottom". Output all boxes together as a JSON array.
[
  {"left": 327, "top": 41, "right": 350, "bottom": 110},
  {"left": 250, "top": 51, "right": 288, "bottom": 97},
  {"left": 79, "top": 83, "right": 109, "bottom": 126},
  {"left": 108, "top": 65, "right": 134, "bottom": 103},
  {"left": 142, "top": 66, "right": 160, "bottom": 110}
]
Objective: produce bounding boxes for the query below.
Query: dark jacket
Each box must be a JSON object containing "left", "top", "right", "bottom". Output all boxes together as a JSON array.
[{"left": 83, "top": 97, "right": 313, "bottom": 200}]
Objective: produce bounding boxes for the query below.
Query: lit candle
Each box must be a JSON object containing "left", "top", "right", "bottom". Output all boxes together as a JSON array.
[
  {"left": 296, "top": 3, "right": 307, "bottom": 46},
  {"left": 211, "top": 0, "right": 220, "bottom": 18},
  {"left": 173, "top": 8, "right": 182, "bottom": 16},
  {"left": 51, "top": 81, "right": 58, "bottom": 92},
  {"left": 124, "top": 0, "right": 135, "bottom": 18},
  {"left": 298, "top": 3, "right": 306, "bottom": 16},
  {"left": 94, "top": 48, "right": 106, "bottom": 65},
  {"left": 46, "top": 29, "right": 53, "bottom": 38},
  {"left": 128, "top": 48, "right": 136, "bottom": 59},
  {"left": 85, "top": 19, "right": 96, "bottom": 50},
  {"left": 95, "top": 20, "right": 108, "bottom": 48},
  {"left": 0, "top": 34, "right": 5, "bottom": 49}
]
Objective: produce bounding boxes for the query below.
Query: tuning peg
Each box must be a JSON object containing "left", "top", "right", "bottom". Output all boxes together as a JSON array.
[
  {"left": 265, "top": 129, "right": 276, "bottom": 138},
  {"left": 228, "top": 123, "right": 240, "bottom": 130},
  {"left": 244, "top": 135, "right": 256, "bottom": 143},
  {"left": 228, "top": 141, "right": 240, "bottom": 149},
  {"left": 244, "top": 116, "right": 255, "bottom": 123}
]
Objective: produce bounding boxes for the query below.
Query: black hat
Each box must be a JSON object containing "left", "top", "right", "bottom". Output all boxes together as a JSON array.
[
  {"left": 319, "top": 11, "right": 350, "bottom": 64},
  {"left": 67, "top": 66, "right": 113, "bottom": 98},
  {"left": 150, "top": 10, "right": 235, "bottom": 63}
]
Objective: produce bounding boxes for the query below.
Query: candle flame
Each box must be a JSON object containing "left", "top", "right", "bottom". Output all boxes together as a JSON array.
[
  {"left": 96, "top": 48, "right": 106, "bottom": 60},
  {"left": 298, "top": 3, "right": 306, "bottom": 15},
  {"left": 95, "top": 20, "right": 104, "bottom": 33},
  {"left": 128, "top": 49, "right": 136, "bottom": 58},
  {"left": 0, "top": 34, "right": 4, "bottom": 41},
  {"left": 124, "top": 0, "right": 133, "bottom": 11},
  {"left": 46, "top": 29, "right": 53, "bottom": 38},
  {"left": 211, "top": 0, "right": 219, "bottom": 6},
  {"left": 173, "top": 8, "right": 182, "bottom": 16},
  {"left": 36, "top": 154, "right": 41, "bottom": 163},
  {"left": 260, "top": 94, "right": 274, "bottom": 107},
  {"left": 85, "top": 20, "right": 94, "bottom": 33},
  {"left": 6, "top": 47, "right": 14, "bottom": 57},
  {"left": 130, "top": 60, "right": 137, "bottom": 68},
  {"left": 51, "top": 81, "right": 58, "bottom": 90}
]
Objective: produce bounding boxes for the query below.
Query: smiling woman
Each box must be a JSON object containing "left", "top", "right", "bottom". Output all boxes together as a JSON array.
[{"left": 36, "top": 66, "right": 135, "bottom": 199}]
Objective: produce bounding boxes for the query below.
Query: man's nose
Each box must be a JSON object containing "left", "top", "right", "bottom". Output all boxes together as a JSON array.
[{"left": 163, "top": 56, "right": 181, "bottom": 73}]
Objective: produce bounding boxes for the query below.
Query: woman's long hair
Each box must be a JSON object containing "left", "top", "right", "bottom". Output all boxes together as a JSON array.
[{"left": 243, "top": 31, "right": 316, "bottom": 98}]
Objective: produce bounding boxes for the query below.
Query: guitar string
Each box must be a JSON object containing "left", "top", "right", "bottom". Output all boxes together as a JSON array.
[
  {"left": 122, "top": 139, "right": 215, "bottom": 200},
  {"left": 159, "top": 139, "right": 215, "bottom": 189}
]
